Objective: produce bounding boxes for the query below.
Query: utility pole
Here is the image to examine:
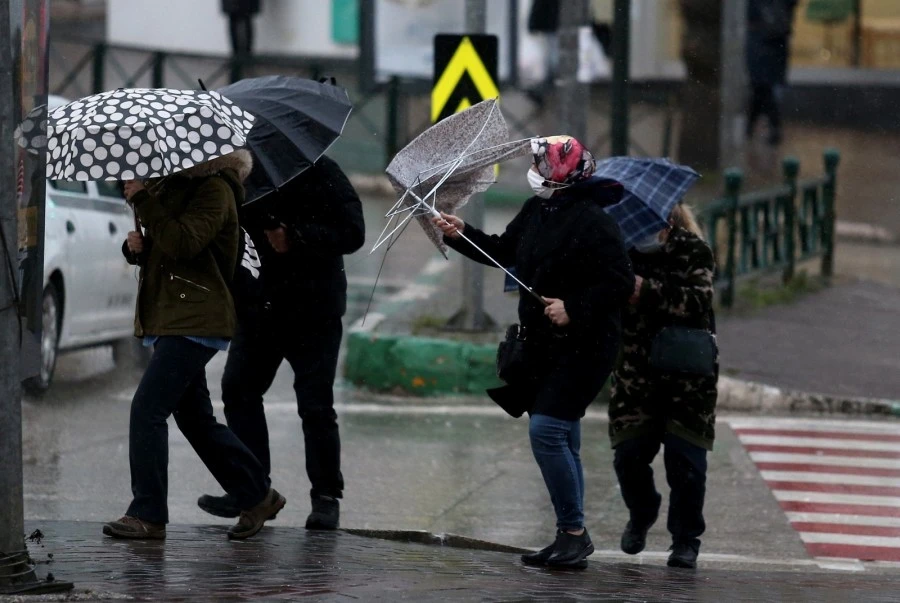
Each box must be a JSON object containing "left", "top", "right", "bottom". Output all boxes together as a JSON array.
[
  {"left": 610, "top": 0, "right": 631, "bottom": 156},
  {"left": 0, "top": 0, "right": 26, "bottom": 577},
  {"left": 557, "top": 0, "right": 590, "bottom": 142},
  {"left": 448, "top": 0, "right": 492, "bottom": 331},
  {"left": 719, "top": 0, "right": 747, "bottom": 168}
]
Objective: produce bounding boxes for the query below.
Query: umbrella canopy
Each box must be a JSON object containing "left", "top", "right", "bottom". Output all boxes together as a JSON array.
[
  {"left": 17, "top": 88, "right": 254, "bottom": 181},
  {"left": 215, "top": 75, "right": 353, "bottom": 203},
  {"left": 589, "top": 157, "right": 700, "bottom": 248},
  {"left": 380, "top": 98, "right": 531, "bottom": 256}
]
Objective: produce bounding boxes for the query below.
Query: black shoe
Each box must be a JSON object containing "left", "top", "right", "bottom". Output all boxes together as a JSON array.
[
  {"left": 546, "top": 529, "right": 594, "bottom": 568},
  {"left": 621, "top": 520, "right": 653, "bottom": 555},
  {"left": 306, "top": 495, "right": 340, "bottom": 530},
  {"left": 198, "top": 493, "right": 241, "bottom": 518},
  {"left": 667, "top": 541, "right": 699, "bottom": 569},
  {"left": 521, "top": 541, "right": 556, "bottom": 567}
]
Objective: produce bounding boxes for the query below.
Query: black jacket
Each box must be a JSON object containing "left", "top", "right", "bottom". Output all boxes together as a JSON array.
[
  {"left": 242, "top": 156, "right": 365, "bottom": 320},
  {"left": 222, "top": 0, "right": 261, "bottom": 16},
  {"left": 446, "top": 192, "right": 634, "bottom": 420}
]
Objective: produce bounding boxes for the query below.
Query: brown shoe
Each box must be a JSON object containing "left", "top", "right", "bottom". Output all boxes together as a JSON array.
[
  {"left": 103, "top": 515, "right": 166, "bottom": 540},
  {"left": 227, "top": 488, "right": 286, "bottom": 540}
]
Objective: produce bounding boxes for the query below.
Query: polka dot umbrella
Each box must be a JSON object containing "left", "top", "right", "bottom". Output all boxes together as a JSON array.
[{"left": 16, "top": 87, "right": 255, "bottom": 181}]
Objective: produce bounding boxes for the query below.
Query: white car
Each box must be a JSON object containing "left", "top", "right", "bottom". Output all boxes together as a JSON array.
[{"left": 26, "top": 95, "right": 145, "bottom": 394}]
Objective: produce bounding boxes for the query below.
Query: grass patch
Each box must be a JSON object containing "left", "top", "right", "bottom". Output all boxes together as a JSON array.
[{"left": 733, "top": 270, "right": 824, "bottom": 311}]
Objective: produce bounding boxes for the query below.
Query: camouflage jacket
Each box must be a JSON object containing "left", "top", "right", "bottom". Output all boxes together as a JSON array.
[{"left": 608, "top": 227, "right": 718, "bottom": 450}]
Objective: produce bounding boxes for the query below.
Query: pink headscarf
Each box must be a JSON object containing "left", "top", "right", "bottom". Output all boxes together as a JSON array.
[{"left": 531, "top": 135, "right": 596, "bottom": 186}]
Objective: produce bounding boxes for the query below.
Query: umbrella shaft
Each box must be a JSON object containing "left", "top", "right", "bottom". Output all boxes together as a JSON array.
[{"left": 455, "top": 230, "right": 546, "bottom": 306}]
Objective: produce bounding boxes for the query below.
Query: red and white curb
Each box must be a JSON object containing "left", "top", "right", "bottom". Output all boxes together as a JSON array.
[{"left": 731, "top": 417, "right": 900, "bottom": 563}]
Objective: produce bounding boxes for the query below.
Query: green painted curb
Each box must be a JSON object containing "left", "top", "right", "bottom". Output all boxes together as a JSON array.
[
  {"left": 484, "top": 186, "right": 528, "bottom": 207},
  {"left": 345, "top": 331, "right": 502, "bottom": 396}
]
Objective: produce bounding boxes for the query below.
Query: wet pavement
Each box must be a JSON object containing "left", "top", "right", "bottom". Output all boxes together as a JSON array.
[{"left": 8, "top": 521, "right": 900, "bottom": 602}]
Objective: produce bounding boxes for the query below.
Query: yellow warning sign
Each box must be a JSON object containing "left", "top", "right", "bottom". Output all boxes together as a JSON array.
[{"left": 432, "top": 34, "right": 499, "bottom": 123}]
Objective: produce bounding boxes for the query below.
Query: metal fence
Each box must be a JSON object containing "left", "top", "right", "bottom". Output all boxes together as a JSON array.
[{"left": 700, "top": 149, "right": 840, "bottom": 307}]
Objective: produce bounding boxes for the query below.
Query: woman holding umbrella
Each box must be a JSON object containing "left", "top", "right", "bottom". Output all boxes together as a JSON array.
[
  {"left": 434, "top": 136, "right": 634, "bottom": 569},
  {"left": 610, "top": 203, "right": 718, "bottom": 570}
]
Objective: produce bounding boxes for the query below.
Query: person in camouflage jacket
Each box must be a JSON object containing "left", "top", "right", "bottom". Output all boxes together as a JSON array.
[{"left": 608, "top": 203, "right": 718, "bottom": 570}]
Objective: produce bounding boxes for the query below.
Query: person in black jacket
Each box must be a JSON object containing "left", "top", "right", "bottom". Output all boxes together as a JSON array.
[
  {"left": 434, "top": 136, "right": 634, "bottom": 569},
  {"left": 197, "top": 156, "right": 365, "bottom": 530},
  {"left": 221, "top": 0, "right": 262, "bottom": 57}
]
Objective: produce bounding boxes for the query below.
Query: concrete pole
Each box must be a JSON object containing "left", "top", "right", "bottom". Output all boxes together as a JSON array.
[
  {"left": 719, "top": 0, "right": 747, "bottom": 168},
  {"left": 450, "top": 0, "right": 491, "bottom": 331},
  {"left": 557, "top": 0, "right": 590, "bottom": 143},
  {"left": 610, "top": 0, "right": 631, "bottom": 156},
  {"left": 0, "top": 0, "right": 26, "bottom": 568}
]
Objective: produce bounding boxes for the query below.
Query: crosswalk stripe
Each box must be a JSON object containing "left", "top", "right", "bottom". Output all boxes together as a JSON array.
[
  {"left": 771, "top": 481, "right": 900, "bottom": 497},
  {"left": 735, "top": 428, "right": 900, "bottom": 443},
  {"left": 744, "top": 444, "right": 900, "bottom": 459},
  {"left": 726, "top": 417, "right": 900, "bottom": 434},
  {"left": 799, "top": 532, "right": 900, "bottom": 548},
  {"left": 760, "top": 470, "right": 900, "bottom": 487},
  {"left": 773, "top": 490, "right": 900, "bottom": 507},
  {"left": 779, "top": 500, "right": 900, "bottom": 517},
  {"left": 805, "top": 543, "right": 900, "bottom": 562},
  {"left": 785, "top": 512, "right": 900, "bottom": 527},
  {"left": 791, "top": 522, "right": 900, "bottom": 537},
  {"left": 749, "top": 452, "right": 900, "bottom": 469},
  {"left": 754, "top": 460, "right": 900, "bottom": 476},
  {"left": 738, "top": 434, "right": 900, "bottom": 452}
]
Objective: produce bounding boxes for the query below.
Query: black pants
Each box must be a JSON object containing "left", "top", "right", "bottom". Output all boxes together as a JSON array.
[
  {"left": 228, "top": 15, "right": 254, "bottom": 56},
  {"left": 613, "top": 432, "right": 707, "bottom": 548},
  {"left": 221, "top": 314, "right": 344, "bottom": 499},
  {"left": 127, "top": 337, "right": 268, "bottom": 524},
  {"left": 747, "top": 83, "right": 782, "bottom": 135}
]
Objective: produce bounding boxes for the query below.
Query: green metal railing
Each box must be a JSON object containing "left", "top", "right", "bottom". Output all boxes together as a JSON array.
[{"left": 701, "top": 149, "right": 840, "bottom": 307}]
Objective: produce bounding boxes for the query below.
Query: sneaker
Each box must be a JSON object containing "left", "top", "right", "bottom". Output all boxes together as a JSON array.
[
  {"left": 546, "top": 529, "right": 594, "bottom": 568},
  {"left": 197, "top": 493, "right": 241, "bottom": 518},
  {"left": 305, "top": 495, "right": 340, "bottom": 530},
  {"left": 102, "top": 515, "right": 166, "bottom": 540},
  {"left": 227, "top": 488, "right": 286, "bottom": 540},
  {"left": 667, "top": 541, "right": 699, "bottom": 569}
]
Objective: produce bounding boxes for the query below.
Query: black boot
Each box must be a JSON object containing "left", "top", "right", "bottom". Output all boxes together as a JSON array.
[
  {"left": 521, "top": 540, "right": 557, "bottom": 567},
  {"left": 197, "top": 493, "right": 241, "bottom": 518},
  {"left": 667, "top": 541, "right": 699, "bottom": 569},
  {"left": 546, "top": 529, "right": 594, "bottom": 568},
  {"left": 306, "top": 495, "right": 340, "bottom": 530},
  {"left": 621, "top": 520, "right": 653, "bottom": 555}
]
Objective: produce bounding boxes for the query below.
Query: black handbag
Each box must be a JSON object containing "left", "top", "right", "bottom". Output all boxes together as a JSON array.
[
  {"left": 649, "top": 310, "right": 718, "bottom": 377},
  {"left": 496, "top": 324, "right": 531, "bottom": 385}
]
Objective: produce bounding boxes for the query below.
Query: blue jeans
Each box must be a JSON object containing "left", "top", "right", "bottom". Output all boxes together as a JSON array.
[{"left": 529, "top": 414, "right": 584, "bottom": 531}]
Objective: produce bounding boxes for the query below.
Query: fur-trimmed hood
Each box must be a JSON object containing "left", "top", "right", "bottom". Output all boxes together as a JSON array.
[{"left": 180, "top": 149, "right": 253, "bottom": 182}]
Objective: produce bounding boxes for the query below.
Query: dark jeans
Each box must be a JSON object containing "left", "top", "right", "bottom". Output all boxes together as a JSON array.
[
  {"left": 529, "top": 413, "right": 584, "bottom": 531},
  {"left": 613, "top": 432, "right": 707, "bottom": 548},
  {"left": 127, "top": 337, "right": 268, "bottom": 524},
  {"left": 747, "top": 83, "right": 782, "bottom": 135},
  {"left": 221, "top": 315, "right": 344, "bottom": 499}
]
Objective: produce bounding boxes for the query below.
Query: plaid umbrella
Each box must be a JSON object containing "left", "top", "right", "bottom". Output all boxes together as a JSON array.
[
  {"left": 589, "top": 157, "right": 700, "bottom": 249},
  {"left": 16, "top": 88, "right": 254, "bottom": 181}
]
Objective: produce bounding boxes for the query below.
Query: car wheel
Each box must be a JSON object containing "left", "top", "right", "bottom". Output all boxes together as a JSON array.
[
  {"left": 24, "top": 284, "right": 62, "bottom": 396},
  {"left": 112, "top": 336, "right": 151, "bottom": 370}
]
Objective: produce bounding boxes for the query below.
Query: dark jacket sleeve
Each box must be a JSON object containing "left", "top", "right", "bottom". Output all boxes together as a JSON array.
[
  {"left": 444, "top": 198, "right": 535, "bottom": 268},
  {"left": 283, "top": 158, "right": 365, "bottom": 256},
  {"left": 564, "top": 210, "right": 635, "bottom": 328},
  {"left": 131, "top": 178, "right": 230, "bottom": 260},
  {"left": 121, "top": 235, "right": 152, "bottom": 266},
  {"left": 639, "top": 235, "right": 715, "bottom": 319}
]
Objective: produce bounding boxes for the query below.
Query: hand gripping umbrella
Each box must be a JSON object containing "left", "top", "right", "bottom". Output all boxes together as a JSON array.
[
  {"left": 371, "top": 98, "right": 543, "bottom": 302},
  {"left": 16, "top": 87, "right": 254, "bottom": 182},
  {"left": 214, "top": 75, "right": 353, "bottom": 204}
]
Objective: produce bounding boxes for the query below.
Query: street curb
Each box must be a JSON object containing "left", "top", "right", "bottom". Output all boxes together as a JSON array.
[
  {"left": 717, "top": 375, "right": 900, "bottom": 417},
  {"left": 343, "top": 529, "right": 530, "bottom": 555}
]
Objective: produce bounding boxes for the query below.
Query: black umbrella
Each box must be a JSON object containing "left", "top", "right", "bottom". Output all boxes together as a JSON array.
[{"left": 215, "top": 75, "right": 353, "bottom": 203}]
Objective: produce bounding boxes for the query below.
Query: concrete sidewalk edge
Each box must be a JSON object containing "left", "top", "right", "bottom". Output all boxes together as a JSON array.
[{"left": 343, "top": 529, "right": 530, "bottom": 554}]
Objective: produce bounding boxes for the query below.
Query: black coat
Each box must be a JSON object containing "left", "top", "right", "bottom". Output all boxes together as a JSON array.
[
  {"left": 746, "top": 0, "right": 798, "bottom": 85},
  {"left": 446, "top": 192, "right": 634, "bottom": 421},
  {"left": 221, "top": 0, "right": 261, "bottom": 16},
  {"left": 528, "top": 0, "right": 560, "bottom": 33},
  {"left": 241, "top": 156, "right": 365, "bottom": 320}
]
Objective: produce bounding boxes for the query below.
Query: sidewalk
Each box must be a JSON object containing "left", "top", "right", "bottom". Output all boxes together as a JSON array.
[{"left": 6, "top": 521, "right": 899, "bottom": 601}]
